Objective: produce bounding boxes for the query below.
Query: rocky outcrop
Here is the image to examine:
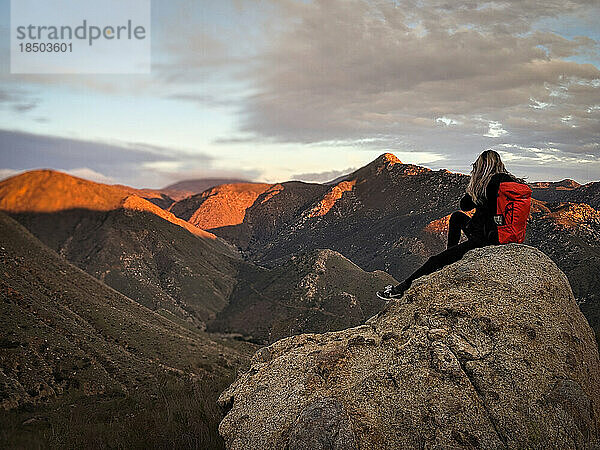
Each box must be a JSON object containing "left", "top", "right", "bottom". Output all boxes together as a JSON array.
[
  {"left": 218, "top": 245, "right": 600, "bottom": 449},
  {"left": 526, "top": 202, "right": 600, "bottom": 347}
]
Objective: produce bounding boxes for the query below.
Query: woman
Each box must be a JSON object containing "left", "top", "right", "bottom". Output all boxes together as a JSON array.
[{"left": 377, "top": 149, "right": 524, "bottom": 300}]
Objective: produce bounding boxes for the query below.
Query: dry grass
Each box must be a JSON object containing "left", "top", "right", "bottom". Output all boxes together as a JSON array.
[{"left": 0, "top": 374, "right": 233, "bottom": 450}]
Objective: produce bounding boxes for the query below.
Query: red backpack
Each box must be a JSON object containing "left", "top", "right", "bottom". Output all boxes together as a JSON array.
[{"left": 493, "top": 182, "right": 532, "bottom": 244}]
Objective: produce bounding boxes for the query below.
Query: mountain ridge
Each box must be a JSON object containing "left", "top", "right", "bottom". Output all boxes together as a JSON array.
[
  {"left": 0, "top": 170, "right": 243, "bottom": 329},
  {"left": 165, "top": 153, "right": 600, "bottom": 346},
  {"left": 0, "top": 210, "right": 256, "bottom": 447}
]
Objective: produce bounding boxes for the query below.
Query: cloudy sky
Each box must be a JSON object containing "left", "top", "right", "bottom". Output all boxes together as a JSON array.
[{"left": 0, "top": 0, "right": 599, "bottom": 187}]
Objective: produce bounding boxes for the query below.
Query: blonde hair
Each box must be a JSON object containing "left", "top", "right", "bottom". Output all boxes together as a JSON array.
[{"left": 466, "top": 150, "right": 509, "bottom": 205}]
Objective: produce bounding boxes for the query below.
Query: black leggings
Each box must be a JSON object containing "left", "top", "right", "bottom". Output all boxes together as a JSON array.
[
  {"left": 447, "top": 211, "right": 471, "bottom": 249},
  {"left": 398, "top": 211, "right": 488, "bottom": 290}
]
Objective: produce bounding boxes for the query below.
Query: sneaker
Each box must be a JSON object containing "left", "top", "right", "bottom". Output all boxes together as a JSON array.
[{"left": 376, "top": 284, "right": 405, "bottom": 300}]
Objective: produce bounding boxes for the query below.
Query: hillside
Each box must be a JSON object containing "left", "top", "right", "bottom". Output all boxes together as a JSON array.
[
  {"left": 169, "top": 182, "right": 272, "bottom": 230},
  {"left": 207, "top": 249, "right": 396, "bottom": 344},
  {"left": 0, "top": 170, "right": 242, "bottom": 329},
  {"left": 0, "top": 211, "right": 256, "bottom": 448},
  {"left": 218, "top": 245, "right": 600, "bottom": 449},
  {"left": 0, "top": 170, "right": 220, "bottom": 241}
]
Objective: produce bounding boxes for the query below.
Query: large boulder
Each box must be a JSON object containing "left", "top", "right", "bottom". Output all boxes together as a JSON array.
[{"left": 218, "top": 244, "right": 600, "bottom": 449}]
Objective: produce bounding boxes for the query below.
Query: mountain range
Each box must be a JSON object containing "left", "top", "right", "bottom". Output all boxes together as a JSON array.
[
  {"left": 531, "top": 179, "right": 600, "bottom": 209},
  {"left": 0, "top": 154, "right": 598, "bottom": 447},
  {"left": 0, "top": 169, "right": 393, "bottom": 344},
  {"left": 0, "top": 170, "right": 241, "bottom": 330},
  {"left": 165, "top": 154, "right": 600, "bottom": 347}
]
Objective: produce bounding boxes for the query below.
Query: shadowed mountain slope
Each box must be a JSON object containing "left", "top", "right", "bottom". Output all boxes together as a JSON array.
[
  {"left": 0, "top": 170, "right": 242, "bottom": 329},
  {"left": 207, "top": 249, "right": 396, "bottom": 344},
  {"left": 532, "top": 179, "right": 600, "bottom": 209},
  {"left": 0, "top": 212, "right": 256, "bottom": 448}
]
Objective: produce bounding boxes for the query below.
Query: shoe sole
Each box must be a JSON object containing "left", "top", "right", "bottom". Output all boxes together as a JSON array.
[{"left": 376, "top": 291, "right": 403, "bottom": 301}]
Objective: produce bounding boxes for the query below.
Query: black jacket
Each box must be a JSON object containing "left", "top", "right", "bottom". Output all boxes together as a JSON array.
[{"left": 460, "top": 172, "right": 516, "bottom": 244}]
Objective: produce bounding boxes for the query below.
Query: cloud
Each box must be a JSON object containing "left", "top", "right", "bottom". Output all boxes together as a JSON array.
[
  {"left": 529, "top": 98, "right": 551, "bottom": 109},
  {"left": 0, "top": 129, "right": 190, "bottom": 168},
  {"left": 227, "top": 0, "right": 599, "bottom": 168},
  {"left": 2, "top": 0, "right": 598, "bottom": 184},
  {"left": 166, "top": 93, "right": 237, "bottom": 108},
  {"left": 0, "top": 166, "right": 115, "bottom": 184},
  {"left": 484, "top": 121, "right": 509, "bottom": 138},
  {"left": 11, "top": 102, "right": 37, "bottom": 113},
  {"left": 0, "top": 168, "right": 21, "bottom": 180},
  {"left": 494, "top": 143, "right": 600, "bottom": 182},
  {"left": 291, "top": 167, "right": 356, "bottom": 183},
  {"left": 65, "top": 167, "right": 115, "bottom": 184},
  {"left": 0, "top": 88, "right": 39, "bottom": 114},
  {"left": 154, "top": 31, "right": 239, "bottom": 83},
  {"left": 436, "top": 117, "right": 460, "bottom": 126},
  {"left": 0, "top": 129, "right": 237, "bottom": 188}
]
